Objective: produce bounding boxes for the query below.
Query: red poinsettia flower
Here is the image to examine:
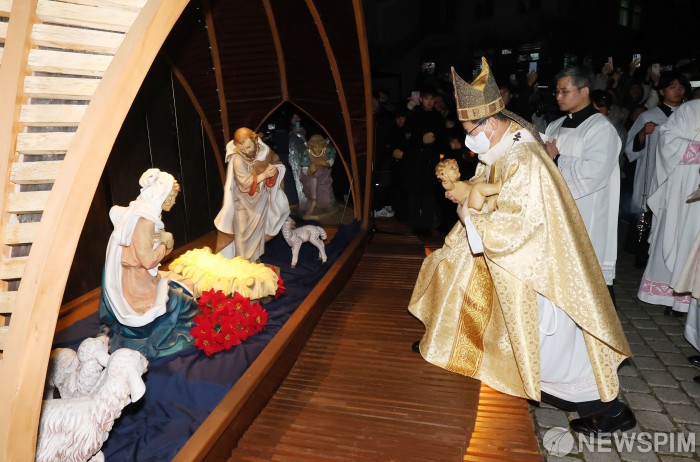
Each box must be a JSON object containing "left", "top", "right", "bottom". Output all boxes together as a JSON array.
[
  {"left": 199, "top": 289, "right": 227, "bottom": 309},
  {"left": 192, "top": 289, "right": 270, "bottom": 356}
]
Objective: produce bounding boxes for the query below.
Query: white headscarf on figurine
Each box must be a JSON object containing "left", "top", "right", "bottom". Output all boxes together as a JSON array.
[{"left": 103, "top": 168, "right": 176, "bottom": 327}]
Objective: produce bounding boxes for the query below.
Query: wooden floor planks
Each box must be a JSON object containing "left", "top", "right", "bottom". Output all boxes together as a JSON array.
[{"left": 229, "top": 219, "right": 542, "bottom": 461}]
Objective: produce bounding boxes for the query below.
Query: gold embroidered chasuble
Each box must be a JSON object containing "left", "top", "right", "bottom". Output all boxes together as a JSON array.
[{"left": 409, "top": 122, "right": 631, "bottom": 402}]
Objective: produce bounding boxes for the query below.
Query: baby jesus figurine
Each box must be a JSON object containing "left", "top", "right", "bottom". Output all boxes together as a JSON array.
[{"left": 435, "top": 159, "right": 502, "bottom": 212}]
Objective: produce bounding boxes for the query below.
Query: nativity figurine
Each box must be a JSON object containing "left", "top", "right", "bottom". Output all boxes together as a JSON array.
[
  {"left": 281, "top": 217, "right": 327, "bottom": 268},
  {"left": 214, "top": 127, "right": 290, "bottom": 262},
  {"left": 299, "top": 134, "right": 337, "bottom": 218},
  {"left": 36, "top": 348, "right": 148, "bottom": 462},
  {"left": 435, "top": 158, "right": 502, "bottom": 212},
  {"left": 99, "top": 168, "right": 198, "bottom": 360}
]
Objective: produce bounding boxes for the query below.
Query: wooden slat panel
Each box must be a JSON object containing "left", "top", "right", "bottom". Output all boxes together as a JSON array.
[
  {"left": 24, "top": 76, "right": 99, "bottom": 100},
  {"left": 20, "top": 104, "right": 86, "bottom": 126},
  {"left": 0, "top": 292, "right": 17, "bottom": 315},
  {"left": 36, "top": 0, "right": 138, "bottom": 33},
  {"left": 0, "top": 326, "right": 8, "bottom": 350},
  {"left": 7, "top": 191, "right": 50, "bottom": 213},
  {"left": 0, "top": 21, "right": 6, "bottom": 43},
  {"left": 17, "top": 132, "right": 74, "bottom": 154},
  {"left": 4, "top": 222, "right": 39, "bottom": 245},
  {"left": 58, "top": 0, "right": 145, "bottom": 12},
  {"left": 0, "top": 0, "right": 10, "bottom": 17},
  {"left": 0, "top": 257, "right": 28, "bottom": 280},
  {"left": 28, "top": 49, "right": 110, "bottom": 77},
  {"left": 10, "top": 161, "right": 61, "bottom": 184},
  {"left": 32, "top": 23, "right": 123, "bottom": 54}
]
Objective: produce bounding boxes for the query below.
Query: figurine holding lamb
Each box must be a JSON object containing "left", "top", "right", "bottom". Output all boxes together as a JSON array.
[{"left": 435, "top": 158, "right": 501, "bottom": 212}]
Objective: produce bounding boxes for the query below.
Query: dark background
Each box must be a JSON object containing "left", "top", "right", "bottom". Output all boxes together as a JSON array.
[{"left": 364, "top": 0, "right": 700, "bottom": 101}]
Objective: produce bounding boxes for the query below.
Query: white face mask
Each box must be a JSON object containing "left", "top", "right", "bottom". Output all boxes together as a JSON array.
[{"left": 464, "top": 123, "right": 494, "bottom": 154}]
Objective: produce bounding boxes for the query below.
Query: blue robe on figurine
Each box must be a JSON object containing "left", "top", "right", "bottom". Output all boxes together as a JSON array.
[{"left": 99, "top": 169, "right": 198, "bottom": 359}]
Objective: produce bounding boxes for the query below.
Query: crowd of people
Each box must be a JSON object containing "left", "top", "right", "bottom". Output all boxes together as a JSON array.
[{"left": 385, "top": 54, "right": 700, "bottom": 436}]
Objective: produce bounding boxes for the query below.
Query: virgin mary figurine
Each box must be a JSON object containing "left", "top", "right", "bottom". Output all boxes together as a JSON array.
[{"left": 99, "top": 169, "right": 198, "bottom": 359}]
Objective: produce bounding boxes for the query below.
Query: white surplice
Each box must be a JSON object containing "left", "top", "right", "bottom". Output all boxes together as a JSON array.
[
  {"left": 639, "top": 101, "right": 700, "bottom": 315},
  {"left": 625, "top": 104, "right": 674, "bottom": 215},
  {"left": 546, "top": 111, "right": 622, "bottom": 285}
]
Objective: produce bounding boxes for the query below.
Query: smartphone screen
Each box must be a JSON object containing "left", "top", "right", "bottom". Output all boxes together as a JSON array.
[
  {"left": 607, "top": 56, "right": 613, "bottom": 68},
  {"left": 651, "top": 63, "right": 660, "bottom": 75},
  {"left": 529, "top": 61, "right": 537, "bottom": 73},
  {"left": 633, "top": 53, "right": 641, "bottom": 66}
]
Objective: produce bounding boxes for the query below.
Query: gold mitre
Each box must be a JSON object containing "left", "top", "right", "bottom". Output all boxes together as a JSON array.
[{"left": 452, "top": 57, "right": 504, "bottom": 121}]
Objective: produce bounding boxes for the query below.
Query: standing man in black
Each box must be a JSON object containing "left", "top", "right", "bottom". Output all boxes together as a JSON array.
[{"left": 404, "top": 86, "right": 447, "bottom": 237}]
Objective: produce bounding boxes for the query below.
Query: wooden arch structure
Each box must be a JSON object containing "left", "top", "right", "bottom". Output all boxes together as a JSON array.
[{"left": 0, "top": 0, "right": 373, "bottom": 459}]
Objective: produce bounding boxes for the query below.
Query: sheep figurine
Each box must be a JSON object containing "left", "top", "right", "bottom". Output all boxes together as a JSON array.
[
  {"left": 281, "top": 217, "right": 327, "bottom": 268},
  {"left": 44, "top": 335, "right": 110, "bottom": 400},
  {"left": 36, "top": 348, "right": 149, "bottom": 462}
]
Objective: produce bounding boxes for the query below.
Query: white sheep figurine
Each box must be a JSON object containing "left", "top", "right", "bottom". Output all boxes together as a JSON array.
[
  {"left": 44, "top": 336, "right": 110, "bottom": 400},
  {"left": 36, "top": 348, "right": 149, "bottom": 462},
  {"left": 281, "top": 217, "right": 327, "bottom": 268}
]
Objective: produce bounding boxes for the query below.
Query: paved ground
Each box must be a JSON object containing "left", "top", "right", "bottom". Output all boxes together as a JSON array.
[{"left": 530, "top": 247, "right": 700, "bottom": 461}]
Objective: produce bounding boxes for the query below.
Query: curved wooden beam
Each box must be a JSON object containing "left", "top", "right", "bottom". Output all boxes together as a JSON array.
[
  {"left": 202, "top": 0, "right": 230, "bottom": 143},
  {"left": 353, "top": 0, "right": 374, "bottom": 227},
  {"left": 262, "top": 0, "right": 287, "bottom": 100},
  {"left": 169, "top": 62, "right": 226, "bottom": 185},
  {"left": 304, "top": 0, "right": 361, "bottom": 221},
  {"left": 0, "top": 1, "right": 189, "bottom": 458}
]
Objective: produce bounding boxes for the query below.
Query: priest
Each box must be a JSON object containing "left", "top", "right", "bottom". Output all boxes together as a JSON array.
[
  {"left": 640, "top": 100, "right": 700, "bottom": 320},
  {"left": 409, "top": 58, "right": 635, "bottom": 436},
  {"left": 544, "top": 66, "right": 622, "bottom": 305}
]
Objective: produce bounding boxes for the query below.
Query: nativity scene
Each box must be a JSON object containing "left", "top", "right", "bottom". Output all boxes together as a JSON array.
[{"left": 0, "top": 1, "right": 368, "bottom": 460}]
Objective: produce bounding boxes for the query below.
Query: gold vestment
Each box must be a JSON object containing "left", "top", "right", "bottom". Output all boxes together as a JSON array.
[{"left": 409, "top": 123, "right": 631, "bottom": 402}]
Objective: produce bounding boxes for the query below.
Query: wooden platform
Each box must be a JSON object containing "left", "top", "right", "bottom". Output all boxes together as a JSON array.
[{"left": 228, "top": 219, "right": 543, "bottom": 461}]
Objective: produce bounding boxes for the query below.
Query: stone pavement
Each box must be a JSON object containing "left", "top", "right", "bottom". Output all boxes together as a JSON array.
[{"left": 530, "top": 249, "right": 700, "bottom": 461}]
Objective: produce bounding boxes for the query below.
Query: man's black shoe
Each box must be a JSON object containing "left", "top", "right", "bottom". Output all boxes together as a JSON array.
[
  {"left": 688, "top": 356, "right": 700, "bottom": 368},
  {"left": 664, "top": 307, "right": 686, "bottom": 318},
  {"left": 570, "top": 404, "right": 636, "bottom": 437},
  {"left": 412, "top": 340, "right": 421, "bottom": 354}
]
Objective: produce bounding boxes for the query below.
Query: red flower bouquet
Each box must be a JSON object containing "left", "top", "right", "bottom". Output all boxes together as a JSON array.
[{"left": 190, "top": 289, "right": 269, "bottom": 356}]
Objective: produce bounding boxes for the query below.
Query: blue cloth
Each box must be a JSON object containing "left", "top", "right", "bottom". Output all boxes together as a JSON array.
[
  {"left": 99, "top": 280, "right": 198, "bottom": 360},
  {"left": 54, "top": 220, "right": 359, "bottom": 461}
]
